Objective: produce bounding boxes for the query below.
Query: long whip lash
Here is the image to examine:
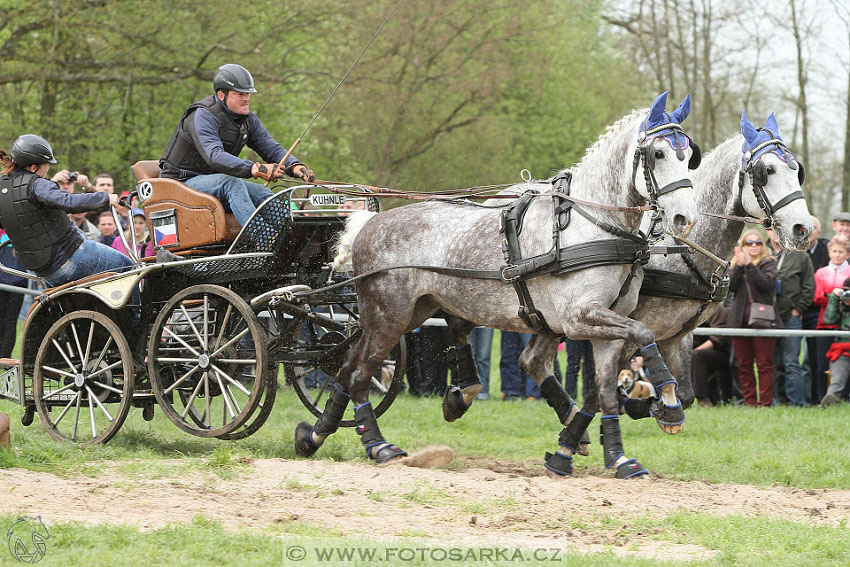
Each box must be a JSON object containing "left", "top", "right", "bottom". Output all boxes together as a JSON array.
[{"left": 268, "top": 0, "right": 405, "bottom": 185}]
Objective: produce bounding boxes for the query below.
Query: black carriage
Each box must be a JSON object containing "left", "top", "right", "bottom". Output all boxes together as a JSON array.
[{"left": 0, "top": 161, "right": 406, "bottom": 443}]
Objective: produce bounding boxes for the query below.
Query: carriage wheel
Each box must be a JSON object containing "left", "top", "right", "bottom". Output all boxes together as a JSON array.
[
  {"left": 286, "top": 303, "right": 406, "bottom": 427},
  {"left": 216, "top": 361, "right": 278, "bottom": 440},
  {"left": 32, "top": 310, "right": 134, "bottom": 444},
  {"left": 148, "top": 285, "right": 267, "bottom": 438}
]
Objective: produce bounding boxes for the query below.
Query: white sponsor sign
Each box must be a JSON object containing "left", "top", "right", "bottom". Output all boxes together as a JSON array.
[{"left": 309, "top": 194, "right": 347, "bottom": 207}]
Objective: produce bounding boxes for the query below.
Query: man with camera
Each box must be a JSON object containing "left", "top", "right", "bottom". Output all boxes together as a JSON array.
[
  {"left": 767, "top": 229, "right": 815, "bottom": 406},
  {"left": 821, "top": 278, "right": 850, "bottom": 406}
]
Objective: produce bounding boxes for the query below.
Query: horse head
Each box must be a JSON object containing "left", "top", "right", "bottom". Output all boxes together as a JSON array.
[
  {"left": 631, "top": 92, "right": 699, "bottom": 238},
  {"left": 739, "top": 110, "right": 812, "bottom": 249}
]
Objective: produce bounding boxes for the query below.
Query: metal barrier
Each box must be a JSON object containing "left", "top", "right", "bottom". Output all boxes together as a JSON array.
[
  {"left": 693, "top": 328, "right": 850, "bottom": 338},
  {"left": 0, "top": 283, "right": 39, "bottom": 296}
]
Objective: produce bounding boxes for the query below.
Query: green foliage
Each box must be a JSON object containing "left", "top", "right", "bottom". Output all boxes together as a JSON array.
[{"left": 0, "top": 0, "right": 647, "bottom": 197}]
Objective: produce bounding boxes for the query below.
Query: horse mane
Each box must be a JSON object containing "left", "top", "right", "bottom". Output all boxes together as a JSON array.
[
  {"left": 565, "top": 108, "right": 646, "bottom": 207},
  {"left": 694, "top": 134, "right": 743, "bottom": 193}
]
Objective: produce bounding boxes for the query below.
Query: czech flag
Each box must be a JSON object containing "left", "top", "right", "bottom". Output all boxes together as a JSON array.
[{"left": 154, "top": 222, "right": 178, "bottom": 247}]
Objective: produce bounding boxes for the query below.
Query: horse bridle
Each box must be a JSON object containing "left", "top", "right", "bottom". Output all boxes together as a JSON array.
[
  {"left": 632, "top": 120, "right": 701, "bottom": 240},
  {"left": 736, "top": 129, "right": 806, "bottom": 229}
]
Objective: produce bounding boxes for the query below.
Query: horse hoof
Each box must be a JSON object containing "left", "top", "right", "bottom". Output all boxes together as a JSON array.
[
  {"left": 651, "top": 399, "right": 685, "bottom": 435},
  {"left": 543, "top": 451, "right": 573, "bottom": 477},
  {"left": 658, "top": 422, "right": 684, "bottom": 435},
  {"left": 544, "top": 469, "right": 568, "bottom": 480},
  {"left": 294, "top": 421, "right": 321, "bottom": 458},
  {"left": 577, "top": 430, "right": 591, "bottom": 456},
  {"left": 372, "top": 443, "right": 408, "bottom": 464},
  {"left": 615, "top": 458, "right": 649, "bottom": 479},
  {"left": 442, "top": 386, "right": 473, "bottom": 422}
]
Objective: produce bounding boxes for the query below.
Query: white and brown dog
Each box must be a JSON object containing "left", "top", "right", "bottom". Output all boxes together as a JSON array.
[{"left": 617, "top": 368, "right": 656, "bottom": 399}]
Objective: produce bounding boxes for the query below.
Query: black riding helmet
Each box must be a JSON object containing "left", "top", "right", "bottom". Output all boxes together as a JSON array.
[
  {"left": 213, "top": 64, "right": 258, "bottom": 94},
  {"left": 10, "top": 134, "right": 58, "bottom": 167}
]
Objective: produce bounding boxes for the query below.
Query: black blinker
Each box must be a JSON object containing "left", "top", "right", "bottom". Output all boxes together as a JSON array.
[
  {"left": 688, "top": 140, "right": 702, "bottom": 170},
  {"left": 751, "top": 160, "right": 768, "bottom": 187}
]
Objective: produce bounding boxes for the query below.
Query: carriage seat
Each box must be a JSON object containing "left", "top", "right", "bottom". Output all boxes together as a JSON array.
[{"left": 131, "top": 161, "right": 241, "bottom": 252}]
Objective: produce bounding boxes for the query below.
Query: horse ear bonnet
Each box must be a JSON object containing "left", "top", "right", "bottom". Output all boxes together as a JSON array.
[{"left": 688, "top": 140, "right": 701, "bottom": 170}]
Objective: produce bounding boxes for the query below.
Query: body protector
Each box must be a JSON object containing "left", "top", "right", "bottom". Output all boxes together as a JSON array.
[
  {"left": 0, "top": 171, "right": 82, "bottom": 274},
  {"left": 160, "top": 95, "right": 249, "bottom": 180}
]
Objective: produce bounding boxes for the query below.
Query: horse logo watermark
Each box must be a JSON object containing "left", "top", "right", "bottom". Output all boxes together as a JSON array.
[{"left": 6, "top": 516, "right": 49, "bottom": 564}]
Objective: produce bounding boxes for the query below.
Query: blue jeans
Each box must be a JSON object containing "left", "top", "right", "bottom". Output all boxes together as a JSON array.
[
  {"left": 565, "top": 339, "right": 593, "bottom": 399},
  {"left": 774, "top": 314, "right": 806, "bottom": 406},
  {"left": 42, "top": 239, "right": 133, "bottom": 288},
  {"left": 470, "top": 327, "right": 494, "bottom": 396},
  {"left": 186, "top": 174, "right": 274, "bottom": 226},
  {"left": 500, "top": 332, "right": 540, "bottom": 398}
]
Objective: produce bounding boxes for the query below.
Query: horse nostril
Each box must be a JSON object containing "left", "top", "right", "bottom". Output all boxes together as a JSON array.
[
  {"left": 673, "top": 214, "right": 689, "bottom": 233},
  {"left": 793, "top": 224, "right": 809, "bottom": 241}
]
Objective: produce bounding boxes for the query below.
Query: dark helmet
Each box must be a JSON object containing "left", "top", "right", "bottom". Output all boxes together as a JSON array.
[
  {"left": 10, "top": 134, "right": 58, "bottom": 167},
  {"left": 213, "top": 64, "right": 257, "bottom": 94}
]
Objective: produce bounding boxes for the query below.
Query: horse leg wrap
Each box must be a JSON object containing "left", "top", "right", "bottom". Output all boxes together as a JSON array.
[
  {"left": 619, "top": 385, "right": 653, "bottom": 420},
  {"left": 544, "top": 450, "right": 573, "bottom": 477},
  {"left": 557, "top": 410, "right": 595, "bottom": 454},
  {"left": 295, "top": 385, "right": 349, "bottom": 458},
  {"left": 442, "top": 344, "right": 481, "bottom": 422},
  {"left": 600, "top": 415, "right": 648, "bottom": 478},
  {"left": 540, "top": 375, "right": 578, "bottom": 425},
  {"left": 355, "top": 402, "right": 407, "bottom": 464},
  {"left": 641, "top": 343, "right": 685, "bottom": 430}
]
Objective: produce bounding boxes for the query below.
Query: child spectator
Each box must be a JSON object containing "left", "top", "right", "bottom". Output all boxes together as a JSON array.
[
  {"left": 820, "top": 277, "right": 850, "bottom": 406},
  {"left": 812, "top": 234, "right": 850, "bottom": 402}
]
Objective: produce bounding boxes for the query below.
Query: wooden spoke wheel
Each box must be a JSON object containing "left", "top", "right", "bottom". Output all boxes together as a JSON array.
[
  {"left": 148, "top": 285, "right": 267, "bottom": 438},
  {"left": 286, "top": 301, "right": 406, "bottom": 427},
  {"left": 32, "top": 310, "right": 134, "bottom": 444}
]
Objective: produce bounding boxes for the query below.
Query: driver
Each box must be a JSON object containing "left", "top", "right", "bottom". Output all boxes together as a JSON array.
[
  {"left": 159, "top": 63, "right": 315, "bottom": 237},
  {"left": 0, "top": 135, "right": 133, "bottom": 287}
]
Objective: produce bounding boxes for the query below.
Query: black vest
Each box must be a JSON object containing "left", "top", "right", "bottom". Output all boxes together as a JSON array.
[
  {"left": 159, "top": 94, "right": 250, "bottom": 180},
  {"left": 0, "top": 171, "right": 82, "bottom": 275}
]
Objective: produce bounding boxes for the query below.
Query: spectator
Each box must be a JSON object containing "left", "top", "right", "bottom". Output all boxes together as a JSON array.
[
  {"left": 68, "top": 211, "right": 101, "bottom": 241},
  {"left": 767, "top": 229, "right": 814, "bottom": 406},
  {"left": 727, "top": 229, "right": 780, "bottom": 407},
  {"left": 115, "top": 191, "right": 131, "bottom": 229},
  {"left": 803, "top": 215, "right": 830, "bottom": 402},
  {"left": 0, "top": 135, "right": 131, "bottom": 288},
  {"left": 406, "top": 324, "right": 453, "bottom": 397},
  {"left": 85, "top": 173, "right": 115, "bottom": 224},
  {"left": 832, "top": 211, "right": 850, "bottom": 239},
  {"left": 564, "top": 339, "right": 592, "bottom": 399},
  {"left": 812, "top": 234, "right": 850, "bottom": 402},
  {"left": 92, "top": 173, "right": 114, "bottom": 194},
  {"left": 692, "top": 304, "right": 733, "bottom": 406},
  {"left": 820, "top": 277, "right": 850, "bottom": 406},
  {"left": 469, "top": 327, "right": 494, "bottom": 400},
  {"left": 54, "top": 170, "right": 91, "bottom": 194},
  {"left": 500, "top": 331, "right": 540, "bottom": 400},
  {"left": 0, "top": 233, "right": 26, "bottom": 358},
  {"left": 112, "top": 208, "right": 153, "bottom": 259},
  {"left": 96, "top": 211, "right": 120, "bottom": 247}
]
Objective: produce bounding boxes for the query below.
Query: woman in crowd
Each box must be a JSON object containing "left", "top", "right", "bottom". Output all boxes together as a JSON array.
[{"left": 727, "top": 229, "right": 781, "bottom": 407}]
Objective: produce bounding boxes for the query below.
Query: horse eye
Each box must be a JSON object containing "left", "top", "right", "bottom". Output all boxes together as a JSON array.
[
  {"left": 766, "top": 165, "right": 775, "bottom": 175},
  {"left": 654, "top": 150, "right": 665, "bottom": 159}
]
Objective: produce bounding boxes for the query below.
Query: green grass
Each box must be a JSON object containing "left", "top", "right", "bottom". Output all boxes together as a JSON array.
[
  {"left": 3, "top": 329, "right": 850, "bottom": 565},
  {"left": 0, "top": 512, "right": 847, "bottom": 567},
  {"left": 2, "top": 376, "right": 850, "bottom": 488}
]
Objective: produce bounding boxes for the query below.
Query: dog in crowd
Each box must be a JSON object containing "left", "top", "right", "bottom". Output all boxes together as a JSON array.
[{"left": 617, "top": 368, "right": 656, "bottom": 399}]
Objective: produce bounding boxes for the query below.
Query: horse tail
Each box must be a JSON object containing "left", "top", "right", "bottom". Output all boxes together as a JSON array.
[{"left": 332, "top": 210, "right": 377, "bottom": 271}]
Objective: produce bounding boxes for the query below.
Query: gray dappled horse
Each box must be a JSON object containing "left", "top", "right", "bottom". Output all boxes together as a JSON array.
[
  {"left": 294, "top": 92, "right": 700, "bottom": 478},
  {"left": 584, "top": 111, "right": 812, "bottom": 434}
]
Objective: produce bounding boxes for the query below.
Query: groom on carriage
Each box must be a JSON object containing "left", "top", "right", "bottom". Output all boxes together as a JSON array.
[{"left": 158, "top": 63, "right": 316, "bottom": 248}]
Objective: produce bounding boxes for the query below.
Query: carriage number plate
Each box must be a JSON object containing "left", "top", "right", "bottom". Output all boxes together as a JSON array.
[{"left": 309, "top": 194, "right": 346, "bottom": 207}]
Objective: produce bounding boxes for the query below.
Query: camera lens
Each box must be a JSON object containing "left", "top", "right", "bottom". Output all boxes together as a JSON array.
[
  {"left": 841, "top": 290, "right": 850, "bottom": 302},
  {"left": 68, "top": 172, "right": 78, "bottom": 183}
]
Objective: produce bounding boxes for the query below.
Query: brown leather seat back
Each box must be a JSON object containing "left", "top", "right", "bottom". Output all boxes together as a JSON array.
[{"left": 132, "top": 161, "right": 241, "bottom": 251}]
